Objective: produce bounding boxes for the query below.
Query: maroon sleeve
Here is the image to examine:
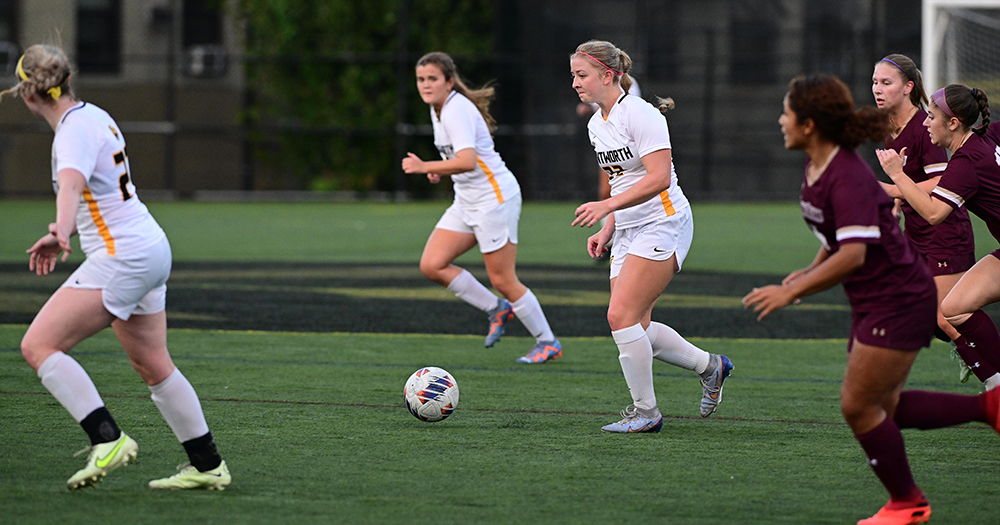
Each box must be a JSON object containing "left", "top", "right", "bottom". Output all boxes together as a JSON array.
[
  {"left": 932, "top": 154, "right": 978, "bottom": 209},
  {"left": 830, "top": 171, "right": 881, "bottom": 244}
]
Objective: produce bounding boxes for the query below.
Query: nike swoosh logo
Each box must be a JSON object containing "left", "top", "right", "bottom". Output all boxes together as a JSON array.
[
  {"left": 653, "top": 247, "right": 665, "bottom": 253},
  {"left": 95, "top": 438, "right": 127, "bottom": 469}
]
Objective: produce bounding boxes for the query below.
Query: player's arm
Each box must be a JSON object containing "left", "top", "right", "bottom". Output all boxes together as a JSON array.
[
  {"left": 877, "top": 148, "right": 953, "bottom": 224},
  {"left": 402, "top": 148, "right": 476, "bottom": 176},
  {"left": 743, "top": 243, "right": 865, "bottom": 321},
  {"left": 879, "top": 176, "right": 940, "bottom": 199},
  {"left": 55, "top": 169, "right": 85, "bottom": 243}
]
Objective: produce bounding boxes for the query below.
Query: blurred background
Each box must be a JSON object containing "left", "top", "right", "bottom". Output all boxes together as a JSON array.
[{"left": 0, "top": 0, "right": 997, "bottom": 202}]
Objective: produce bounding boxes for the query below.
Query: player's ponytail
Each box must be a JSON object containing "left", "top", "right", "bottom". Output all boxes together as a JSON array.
[
  {"left": 655, "top": 96, "right": 675, "bottom": 113},
  {"left": 0, "top": 45, "right": 74, "bottom": 103},
  {"left": 787, "top": 74, "right": 890, "bottom": 149},
  {"left": 416, "top": 52, "right": 497, "bottom": 133}
]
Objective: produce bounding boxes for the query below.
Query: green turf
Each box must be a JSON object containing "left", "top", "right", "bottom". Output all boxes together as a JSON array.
[
  {"left": 0, "top": 325, "right": 993, "bottom": 524},
  {"left": 0, "top": 200, "right": 823, "bottom": 273}
]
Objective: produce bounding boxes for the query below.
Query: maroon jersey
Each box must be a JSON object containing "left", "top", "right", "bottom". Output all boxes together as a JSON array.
[
  {"left": 932, "top": 133, "right": 1000, "bottom": 243},
  {"left": 800, "top": 148, "right": 935, "bottom": 311},
  {"left": 987, "top": 121, "right": 1000, "bottom": 148},
  {"left": 889, "top": 109, "right": 974, "bottom": 257}
]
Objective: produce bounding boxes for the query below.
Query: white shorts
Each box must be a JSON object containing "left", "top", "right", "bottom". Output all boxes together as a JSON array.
[
  {"left": 609, "top": 207, "right": 693, "bottom": 280},
  {"left": 62, "top": 237, "right": 172, "bottom": 320},
  {"left": 434, "top": 194, "right": 521, "bottom": 254}
]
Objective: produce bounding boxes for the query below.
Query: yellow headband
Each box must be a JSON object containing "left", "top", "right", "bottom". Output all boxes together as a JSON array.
[{"left": 15, "top": 54, "right": 63, "bottom": 101}]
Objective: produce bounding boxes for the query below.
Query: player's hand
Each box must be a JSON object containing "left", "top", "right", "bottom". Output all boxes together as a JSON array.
[
  {"left": 875, "top": 147, "right": 907, "bottom": 180},
  {"left": 427, "top": 173, "right": 441, "bottom": 184},
  {"left": 401, "top": 152, "right": 425, "bottom": 174},
  {"left": 586, "top": 229, "right": 613, "bottom": 259},
  {"left": 26, "top": 233, "right": 67, "bottom": 276},
  {"left": 742, "top": 284, "right": 795, "bottom": 321},
  {"left": 572, "top": 200, "right": 612, "bottom": 227}
]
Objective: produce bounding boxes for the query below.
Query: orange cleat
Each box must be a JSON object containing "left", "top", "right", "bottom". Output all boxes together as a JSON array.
[{"left": 857, "top": 500, "right": 931, "bottom": 525}]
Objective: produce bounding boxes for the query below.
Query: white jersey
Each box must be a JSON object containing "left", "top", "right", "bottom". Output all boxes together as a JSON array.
[
  {"left": 432, "top": 91, "right": 520, "bottom": 208},
  {"left": 588, "top": 92, "right": 689, "bottom": 229},
  {"left": 52, "top": 102, "right": 165, "bottom": 257}
]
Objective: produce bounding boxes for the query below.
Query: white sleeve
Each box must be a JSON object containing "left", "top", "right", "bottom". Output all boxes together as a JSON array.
[
  {"left": 628, "top": 104, "right": 671, "bottom": 158},
  {"left": 54, "top": 120, "right": 100, "bottom": 181},
  {"left": 440, "top": 102, "right": 478, "bottom": 153}
]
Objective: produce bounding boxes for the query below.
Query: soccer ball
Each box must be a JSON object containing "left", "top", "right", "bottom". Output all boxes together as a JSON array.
[{"left": 403, "top": 367, "right": 459, "bottom": 422}]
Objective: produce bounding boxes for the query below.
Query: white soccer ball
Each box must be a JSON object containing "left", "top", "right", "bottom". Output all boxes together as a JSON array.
[{"left": 403, "top": 366, "right": 459, "bottom": 422}]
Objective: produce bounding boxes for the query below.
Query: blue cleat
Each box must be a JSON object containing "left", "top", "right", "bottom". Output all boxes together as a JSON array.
[
  {"left": 484, "top": 299, "right": 514, "bottom": 348},
  {"left": 700, "top": 354, "right": 733, "bottom": 417},
  {"left": 601, "top": 405, "right": 663, "bottom": 433},
  {"left": 516, "top": 339, "right": 562, "bottom": 364}
]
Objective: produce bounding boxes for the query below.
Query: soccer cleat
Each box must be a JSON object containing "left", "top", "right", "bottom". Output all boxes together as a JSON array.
[
  {"left": 149, "top": 460, "right": 231, "bottom": 490},
  {"left": 66, "top": 433, "right": 138, "bottom": 490},
  {"left": 857, "top": 499, "right": 931, "bottom": 525},
  {"left": 484, "top": 299, "right": 514, "bottom": 348},
  {"left": 700, "top": 354, "right": 734, "bottom": 417},
  {"left": 601, "top": 405, "right": 663, "bottom": 433},
  {"left": 952, "top": 347, "right": 973, "bottom": 383},
  {"left": 516, "top": 339, "right": 562, "bottom": 364},
  {"left": 984, "top": 387, "right": 1000, "bottom": 435}
]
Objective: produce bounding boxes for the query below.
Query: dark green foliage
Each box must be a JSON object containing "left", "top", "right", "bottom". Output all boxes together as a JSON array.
[{"left": 235, "top": 0, "right": 495, "bottom": 192}]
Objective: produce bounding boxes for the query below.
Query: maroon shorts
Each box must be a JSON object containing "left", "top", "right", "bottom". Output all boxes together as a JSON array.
[
  {"left": 923, "top": 251, "right": 976, "bottom": 277},
  {"left": 991, "top": 248, "right": 1000, "bottom": 262},
  {"left": 848, "top": 303, "right": 936, "bottom": 352}
]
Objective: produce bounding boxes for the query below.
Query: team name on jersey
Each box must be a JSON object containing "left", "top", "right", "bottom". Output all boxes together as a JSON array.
[
  {"left": 437, "top": 144, "right": 455, "bottom": 159},
  {"left": 596, "top": 146, "right": 634, "bottom": 165},
  {"left": 801, "top": 200, "right": 824, "bottom": 223}
]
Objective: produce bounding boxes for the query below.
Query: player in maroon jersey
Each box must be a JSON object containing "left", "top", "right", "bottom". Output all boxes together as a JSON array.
[
  {"left": 871, "top": 54, "right": 992, "bottom": 387},
  {"left": 878, "top": 85, "right": 1000, "bottom": 392},
  {"left": 745, "top": 74, "right": 1000, "bottom": 525}
]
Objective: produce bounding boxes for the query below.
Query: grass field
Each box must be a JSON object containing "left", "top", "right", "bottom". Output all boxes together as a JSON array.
[{"left": 1, "top": 200, "right": 998, "bottom": 524}]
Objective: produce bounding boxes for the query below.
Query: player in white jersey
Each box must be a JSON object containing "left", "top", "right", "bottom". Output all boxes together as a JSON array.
[
  {"left": 401, "top": 52, "right": 561, "bottom": 364},
  {"left": 569, "top": 40, "right": 733, "bottom": 432},
  {"left": 3, "top": 45, "right": 230, "bottom": 490}
]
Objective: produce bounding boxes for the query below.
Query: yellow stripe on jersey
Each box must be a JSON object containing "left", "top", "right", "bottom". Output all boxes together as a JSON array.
[
  {"left": 82, "top": 188, "right": 115, "bottom": 255},
  {"left": 477, "top": 158, "right": 505, "bottom": 204},
  {"left": 659, "top": 189, "right": 675, "bottom": 216}
]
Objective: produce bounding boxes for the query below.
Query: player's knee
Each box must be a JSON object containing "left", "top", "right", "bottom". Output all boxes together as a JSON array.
[
  {"left": 20, "top": 334, "right": 51, "bottom": 372},
  {"left": 418, "top": 259, "right": 442, "bottom": 280},
  {"left": 606, "top": 306, "right": 636, "bottom": 332}
]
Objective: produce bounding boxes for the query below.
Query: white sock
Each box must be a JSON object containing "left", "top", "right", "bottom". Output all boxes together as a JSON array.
[
  {"left": 986, "top": 373, "right": 1000, "bottom": 391},
  {"left": 446, "top": 269, "right": 500, "bottom": 312},
  {"left": 37, "top": 352, "right": 105, "bottom": 423},
  {"left": 612, "top": 324, "right": 657, "bottom": 411},
  {"left": 646, "top": 322, "right": 711, "bottom": 374},
  {"left": 511, "top": 289, "right": 555, "bottom": 342},
  {"left": 149, "top": 368, "right": 210, "bottom": 443}
]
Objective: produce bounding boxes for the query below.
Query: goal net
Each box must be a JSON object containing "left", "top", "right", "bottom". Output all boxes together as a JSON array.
[{"left": 923, "top": 0, "right": 1000, "bottom": 95}]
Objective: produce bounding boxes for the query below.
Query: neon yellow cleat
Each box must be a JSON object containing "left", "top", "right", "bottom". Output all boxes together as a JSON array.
[
  {"left": 149, "top": 460, "right": 231, "bottom": 490},
  {"left": 67, "top": 433, "right": 138, "bottom": 490}
]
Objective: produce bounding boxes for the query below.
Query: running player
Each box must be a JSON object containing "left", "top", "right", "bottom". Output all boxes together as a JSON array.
[
  {"left": 872, "top": 54, "right": 997, "bottom": 388},
  {"left": 401, "top": 52, "right": 561, "bottom": 364},
  {"left": 570, "top": 40, "right": 733, "bottom": 432},
  {"left": 4, "top": 45, "right": 230, "bottom": 490},
  {"left": 877, "top": 84, "right": 1000, "bottom": 391},
  {"left": 745, "top": 74, "right": 1000, "bottom": 525}
]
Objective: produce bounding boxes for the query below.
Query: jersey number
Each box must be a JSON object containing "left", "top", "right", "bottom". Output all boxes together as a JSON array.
[
  {"left": 114, "top": 148, "right": 132, "bottom": 201},
  {"left": 602, "top": 164, "right": 625, "bottom": 181}
]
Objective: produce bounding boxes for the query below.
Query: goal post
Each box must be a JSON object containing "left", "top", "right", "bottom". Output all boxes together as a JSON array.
[{"left": 922, "top": 0, "right": 1000, "bottom": 95}]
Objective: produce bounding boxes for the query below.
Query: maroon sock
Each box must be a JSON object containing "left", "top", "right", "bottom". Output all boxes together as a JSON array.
[
  {"left": 953, "top": 335, "right": 999, "bottom": 382},
  {"left": 955, "top": 310, "right": 1000, "bottom": 375},
  {"left": 893, "top": 390, "right": 986, "bottom": 429},
  {"left": 854, "top": 417, "right": 919, "bottom": 502}
]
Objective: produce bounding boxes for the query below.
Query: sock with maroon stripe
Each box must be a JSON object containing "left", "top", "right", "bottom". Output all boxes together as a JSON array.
[
  {"left": 954, "top": 310, "right": 1000, "bottom": 373},
  {"left": 893, "top": 390, "right": 985, "bottom": 429},
  {"left": 953, "top": 337, "right": 1000, "bottom": 382},
  {"left": 854, "top": 417, "right": 919, "bottom": 502}
]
